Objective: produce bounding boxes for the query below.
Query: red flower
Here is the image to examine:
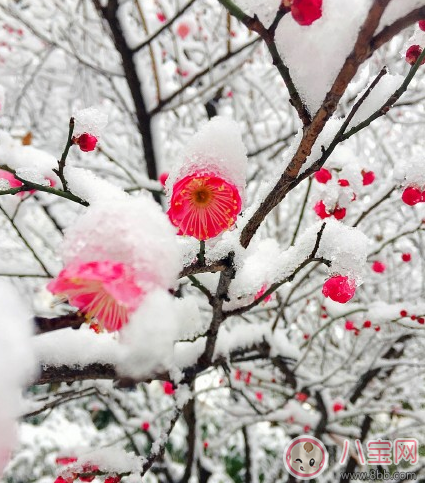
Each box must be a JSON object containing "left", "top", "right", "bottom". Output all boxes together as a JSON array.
[
  {"left": 303, "top": 333, "right": 310, "bottom": 340},
  {"left": 157, "top": 12, "right": 166, "bottom": 22},
  {"left": 374, "top": 326, "right": 381, "bottom": 332},
  {"left": 235, "top": 369, "right": 242, "bottom": 381},
  {"left": 405, "top": 45, "right": 425, "bottom": 66},
  {"left": 203, "top": 441, "right": 209, "bottom": 449},
  {"left": 419, "top": 20, "right": 425, "bottom": 31},
  {"left": 163, "top": 381, "right": 175, "bottom": 395},
  {"left": 56, "top": 457, "right": 78, "bottom": 465},
  {"left": 314, "top": 200, "right": 331, "bottom": 219},
  {"left": 167, "top": 172, "right": 242, "bottom": 240},
  {"left": 338, "top": 179, "right": 350, "bottom": 187},
  {"left": 322, "top": 276, "right": 356, "bottom": 303},
  {"left": 295, "top": 392, "right": 308, "bottom": 402},
  {"left": 291, "top": 0, "right": 323, "bottom": 26},
  {"left": 401, "top": 253, "right": 411, "bottom": 262},
  {"left": 372, "top": 261, "right": 386, "bottom": 273},
  {"left": 303, "top": 424, "right": 311, "bottom": 432},
  {"left": 54, "top": 477, "right": 74, "bottom": 483},
  {"left": 402, "top": 186, "right": 422, "bottom": 206},
  {"left": 159, "top": 172, "right": 169, "bottom": 187},
  {"left": 333, "top": 206, "right": 346, "bottom": 220},
  {"left": 255, "top": 391, "right": 263, "bottom": 401},
  {"left": 141, "top": 421, "right": 150, "bottom": 431},
  {"left": 255, "top": 284, "right": 273, "bottom": 304},
  {"left": 314, "top": 168, "right": 332, "bottom": 184},
  {"left": 345, "top": 321, "right": 355, "bottom": 331},
  {"left": 332, "top": 402, "right": 344, "bottom": 413},
  {"left": 47, "top": 261, "right": 144, "bottom": 332},
  {"left": 361, "top": 170, "right": 375, "bottom": 186},
  {"left": 76, "top": 133, "right": 98, "bottom": 152},
  {"left": 363, "top": 320, "right": 372, "bottom": 329},
  {"left": 314, "top": 201, "right": 346, "bottom": 220},
  {"left": 244, "top": 371, "right": 252, "bottom": 385},
  {"left": 176, "top": 23, "right": 190, "bottom": 39},
  {"left": 104, "top": 478, "right": 121, "bottom": 483}
]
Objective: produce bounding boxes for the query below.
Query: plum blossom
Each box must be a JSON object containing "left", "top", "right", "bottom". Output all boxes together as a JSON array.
[
  {"left": 47, "top": 260, "right": 144, "bottom": 332},
  {"left": 167, "top": 172, "right": 242, "bottom": 240},
  {"left": 166, "top": 117, "right": 247, "bottom": 241},
  {"left": 322, "top": 275, "right": 356, "bottom": 303}
]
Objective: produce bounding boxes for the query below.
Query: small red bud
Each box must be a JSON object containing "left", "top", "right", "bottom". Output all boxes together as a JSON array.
[
  {"left": 314, "top": 168, "right": 332, "bottom": 184},
  {"left": 401, "top": 253, "right": 411, "bottom": 262}
]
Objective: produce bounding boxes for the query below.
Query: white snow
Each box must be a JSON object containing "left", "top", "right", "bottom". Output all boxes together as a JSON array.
[
  {"left": 166, "top": 116, "right": 248, "bottom": 200},
  {"left": 275, "top": 0, "right": 373, "bottom": 114},
  {"left": 61, "top": 193, "right": 182, "bottom": 291},
  {"left": 348, "top": 73, "right": 404, "bottom": 128},
  {"left": 73, "top": 107, "right": 108, "bottom": 138},
  {"left": 118, "top": 290, "right": 179, "bottom": 379},
  {"left": 0, "top": 131, "right": 59, "bottom": 184},
  {"left": 0, "top": 280, "right": 35, "bottom": 475}
]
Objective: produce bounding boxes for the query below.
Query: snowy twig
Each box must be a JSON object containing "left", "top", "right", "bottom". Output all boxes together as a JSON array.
[
  {"left": 93, "top": 0, "right": 160, "bottom": 189},
  {"left": 217, "top": 0, "right": 311, "bottom": 125},
  {"left": 239, "top": 0, "right": 392, "bottom": 249},
  {"left": 0, "top": 205, "right": 52, "bottom": 277},
  {"left": 0, "top": 165, "right": 89, "bottom": 206},
  {"left": 132, "top": 0, "right": 197, "bottom": 53},
  {"left": 227, "top": 224, "right": 329, "bottom": 317},
  {"left": 53, "top": 117, "right": 74, "bottom": 191}
]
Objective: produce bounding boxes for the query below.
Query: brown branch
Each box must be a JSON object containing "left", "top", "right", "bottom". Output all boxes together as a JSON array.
[
  {"left": 151, "top": 38, "right": 259, "bottom": 115},
  {"left": 218, "top": 0, "right": 311, "bottom": 125},
  {"left": 371, "top": 6, "right": 425, "bottom": 53},
  {"left": 35, "top": 362, "right": 118, "bottom": 385},
  {"left": 92, "top": 0, "right": 159, "bottom": 193},
  {"left": 200, "top": 254, "right": 236, "bottom": 365},
  {"left": 239, "top": 0, "right": 392, "bottom": 249},
  {"left": 34, "top": 312, "right": 86, "bottom": 334},
  {"left": 227, "top": 223, "right": 329, "bottom": 317}
]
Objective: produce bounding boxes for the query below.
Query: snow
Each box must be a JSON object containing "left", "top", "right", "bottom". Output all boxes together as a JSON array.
[
  {"left": 0, "top": 131, "right": 59, "bottom": 184},
  {"left": 0, "top": 85, "right": 5, "bottom": 113},
  {"left": 275, "top": 0, "right": 373, "bottom": 114},
  {"left": 15, "top": 168, "right": 51, "bottom": 186},
  {"left": 397, "top": 154, "right": 425, "bottom": 187},
  {"left": 33, "top": 326, "right": 120, "bottom": 367},
  {"left": 0, "top": 280, "right": 35, "bottom": 475},
  {"left": 118, "top": 290, "right": 179, "bottom": 379},
  {"left": 348, "top": 73, "right": 404, "bottom": 128},
  {"left": 236, "top": 0, "right": 281, "bottom": 28},
  {"left": 231, "top": 219, "right": 369, "bottom": 300},
  {"left": 378, "top": 0, "right": 425, "bottom": 32},
  {"left": 166, "top": 116, "right": 248, "bottom": 200},
  {"left": 61, "top": 193, "right": 182, "bottom": 291},
  {"left": 0, "top": 179, "right": 10, "bottom": 191},
  {"left": 75, "top": 448, "right": 143, "bottom": 473},
  {"left": 73, "top": 107, "right": 108, "bottom": 138},
  {"left": 64, "top": 166, "right": 128, "bottom": 203}
]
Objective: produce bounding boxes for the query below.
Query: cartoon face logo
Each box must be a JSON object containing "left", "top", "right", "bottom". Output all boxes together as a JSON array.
[{"left": 284, "top": 435, "right": 328, "bottom": 480}]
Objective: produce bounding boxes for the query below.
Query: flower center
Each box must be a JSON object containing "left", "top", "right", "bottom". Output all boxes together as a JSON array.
[{"left": 191, "top": 186, "right": 213, "bottom": 207}]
